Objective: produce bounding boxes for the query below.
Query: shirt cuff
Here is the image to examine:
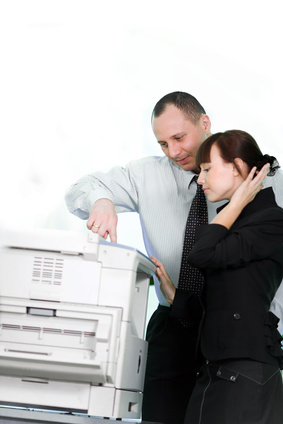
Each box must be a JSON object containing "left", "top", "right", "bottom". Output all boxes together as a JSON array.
[{"left": 86, "top": 189, "right": 114, "bottom": 211}]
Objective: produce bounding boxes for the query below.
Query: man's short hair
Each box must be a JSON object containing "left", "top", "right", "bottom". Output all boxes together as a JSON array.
[{"left": 152, "top": 91, "right": 206, "bottom": 124}]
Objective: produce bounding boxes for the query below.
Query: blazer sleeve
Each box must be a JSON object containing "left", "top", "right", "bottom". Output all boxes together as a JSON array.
[
  {"left": 188, "top": 208, "right": 283, "bottom": 270},
  {"left": 170, "top": 289, "right": 203, "bottom": 321}
]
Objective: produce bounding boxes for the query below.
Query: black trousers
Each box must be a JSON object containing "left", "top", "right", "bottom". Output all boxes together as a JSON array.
[
  {"left": 185, "top": 359, "right": 283, "bottom": 424},
  {"left": 142, "top": 305, "right": 200, "bottom": 424}
]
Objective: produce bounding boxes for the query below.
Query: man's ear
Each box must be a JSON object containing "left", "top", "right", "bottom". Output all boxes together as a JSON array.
[{"left": 201, "top": 114, "right": 211, "bottom": 136}]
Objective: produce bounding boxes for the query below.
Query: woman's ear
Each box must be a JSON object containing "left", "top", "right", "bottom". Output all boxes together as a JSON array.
[{"left": 233, "top": 158, "right": 248, "bottom": 178}]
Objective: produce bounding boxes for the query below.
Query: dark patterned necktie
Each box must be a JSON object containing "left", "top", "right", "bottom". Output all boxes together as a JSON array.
[{"left": 178, "top": 175, "right": 208, "bottom": 295}]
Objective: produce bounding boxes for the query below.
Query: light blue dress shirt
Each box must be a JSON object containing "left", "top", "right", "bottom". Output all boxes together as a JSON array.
[{"left": 65, "top": 155, "right": 283, "bottom": 332}]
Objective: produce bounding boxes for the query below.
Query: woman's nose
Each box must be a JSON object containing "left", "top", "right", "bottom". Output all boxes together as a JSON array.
[{"left": 197, "top": 172, "right": 204, "bottom": 185}]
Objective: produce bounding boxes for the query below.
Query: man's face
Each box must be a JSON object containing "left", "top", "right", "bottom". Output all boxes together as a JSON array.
[{"left": 152, "top": 104, "right": 211, "bottom": 173}]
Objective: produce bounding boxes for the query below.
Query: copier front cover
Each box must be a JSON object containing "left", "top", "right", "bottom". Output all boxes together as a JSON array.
[{"left": 0, "top": 228, "right": 156, "bottom": 418}]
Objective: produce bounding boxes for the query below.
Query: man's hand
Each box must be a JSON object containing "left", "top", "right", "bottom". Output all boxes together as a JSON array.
[{"left": 87, "top": 199, "right": 118, "bottom": 242}]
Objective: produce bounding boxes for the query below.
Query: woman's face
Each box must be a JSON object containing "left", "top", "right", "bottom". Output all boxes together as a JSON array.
[{"left": 197, "top": 144, "right": 244, "bottom": 202}]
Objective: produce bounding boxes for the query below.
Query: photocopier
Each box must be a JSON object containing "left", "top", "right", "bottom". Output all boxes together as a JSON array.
[{"left": 0, "top": 228, "right": 156, "bottom": 421}]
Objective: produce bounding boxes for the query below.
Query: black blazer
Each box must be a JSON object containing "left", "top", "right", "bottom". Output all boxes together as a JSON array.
[{"left": 172, "top": 188, "right": 283, "bottom": 367}]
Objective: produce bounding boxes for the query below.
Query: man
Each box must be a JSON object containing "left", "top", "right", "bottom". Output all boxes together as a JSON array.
[{"left": 65, "top": 92, "right": 283, "bottom": 424}]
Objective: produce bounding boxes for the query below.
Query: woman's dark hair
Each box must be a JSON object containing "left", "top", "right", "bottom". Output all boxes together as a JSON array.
[{"left": 196, "top": 130, "right": 278, "bottom": 176}]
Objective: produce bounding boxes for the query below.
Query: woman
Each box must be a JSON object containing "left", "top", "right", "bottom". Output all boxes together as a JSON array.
[{"left": 152, "top": 130, "right": 283, "bottom": 424}]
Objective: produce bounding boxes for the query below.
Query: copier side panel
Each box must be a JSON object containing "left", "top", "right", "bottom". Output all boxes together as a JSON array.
[{"left": 0, "top": 246, "right": 101, "bottom": 305}]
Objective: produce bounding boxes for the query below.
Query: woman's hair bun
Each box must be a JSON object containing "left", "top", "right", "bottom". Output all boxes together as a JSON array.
[{"left": 256, "top": 155, "right": 280, "bottom": 176}]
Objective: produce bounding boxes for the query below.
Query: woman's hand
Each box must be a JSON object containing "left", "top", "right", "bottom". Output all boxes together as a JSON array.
[
  {"left": 229, "top": 163, "right": 270, "bottom": 210},
  {"left": 211, "top": 163, "right": 270, "bottom": 229},
  {"left": 151, "top": 256, "right": 176, "bottom": 304}
]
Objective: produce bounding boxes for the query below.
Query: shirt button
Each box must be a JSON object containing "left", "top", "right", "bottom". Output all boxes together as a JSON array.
[{"left": 233, "top": 313, "right": 241, "bottom": 320}]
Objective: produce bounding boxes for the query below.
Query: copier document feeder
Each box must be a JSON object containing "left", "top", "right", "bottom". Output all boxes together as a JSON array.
[{"left": 0, "top": 228, "right": 156, "bottom": 420}]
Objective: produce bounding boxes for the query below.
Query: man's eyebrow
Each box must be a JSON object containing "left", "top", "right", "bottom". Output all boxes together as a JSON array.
[
  {"left": 173, "top": 132, "right": 185, "bottom": 138},
  {"left": 157, "top": 132, "right": 186, "bottom": 143}
]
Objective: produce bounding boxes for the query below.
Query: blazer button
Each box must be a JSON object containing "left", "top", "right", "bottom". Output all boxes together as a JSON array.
[{"left": 233, "top": 313, "right": 241, "bottom": 320}]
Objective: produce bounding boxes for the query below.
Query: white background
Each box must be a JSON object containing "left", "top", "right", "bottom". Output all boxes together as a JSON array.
[{"left": 1, "top": 0, "right": 283, "bottom": 316}]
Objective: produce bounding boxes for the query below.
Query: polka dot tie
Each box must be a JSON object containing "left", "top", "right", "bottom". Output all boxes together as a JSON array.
[{"left": 178, "top": 176, "right": 208, "bottom": 325}]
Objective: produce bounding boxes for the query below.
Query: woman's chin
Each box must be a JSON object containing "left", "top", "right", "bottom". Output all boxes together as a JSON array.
[{"left": 206, "top": 193, "right": 223, "bottom": 203}]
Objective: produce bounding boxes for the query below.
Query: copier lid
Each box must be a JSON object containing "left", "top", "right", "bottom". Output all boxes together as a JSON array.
[
  {"left": 0, "top": 227, "right": 100, "bottom": 257},
  {"left": 0, "top": 228, "right": 156, "bottom": 273}
]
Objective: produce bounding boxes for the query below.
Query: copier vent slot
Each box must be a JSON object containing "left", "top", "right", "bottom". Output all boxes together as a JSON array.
[
  {"left": 32, "top": 256, "right": 64, "bottom": 286},
  {"left": 1, "top": 323, "right": 96, "bottom": 339}
]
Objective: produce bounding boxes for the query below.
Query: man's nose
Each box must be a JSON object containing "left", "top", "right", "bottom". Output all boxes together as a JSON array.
[{"left": 168, "top": 143, "right": 181, "bottom": 158}]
